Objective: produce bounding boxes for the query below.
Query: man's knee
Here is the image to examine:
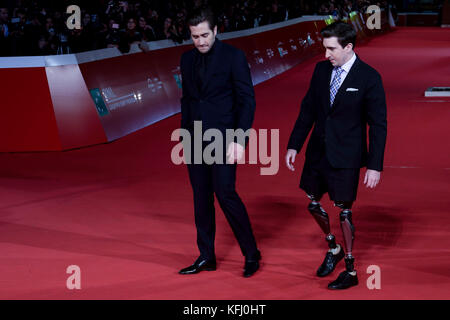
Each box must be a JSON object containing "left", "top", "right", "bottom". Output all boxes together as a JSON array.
[
  {"left": 307, "top": 194, "right": 326, "bottom": 215},
  {"left": 337, "top": 202, "right": 355, "bottom": 235},
  {"left": 307, "top": 193, "right": 323, "bottom": 203},
  {"left": 214, "top": 183, "right": 236, "bottom": 201},
  {"left": 334, "top": 201, "right": 353, "bottom": 210}
]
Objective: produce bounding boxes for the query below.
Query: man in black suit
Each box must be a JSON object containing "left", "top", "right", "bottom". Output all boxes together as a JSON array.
[
  {"left": 285, "top": 21, "right": 387, "bottom": 289},
  {"left": 178, "top": 7, "right": 261, "bottom": 278}
]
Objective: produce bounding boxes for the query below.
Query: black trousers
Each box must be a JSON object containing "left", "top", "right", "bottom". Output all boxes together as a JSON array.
[
  {"left": 187, "top": 162, "right": 258, "bottom": 261},
  {"left": 300, "top": 153, "right": 360, "bottom": 202}
]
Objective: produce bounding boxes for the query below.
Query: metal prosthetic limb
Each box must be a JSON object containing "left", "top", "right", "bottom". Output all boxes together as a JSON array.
[
  {"left": 335, "top": 201, "right": 355, "bottom": 272},
  {"left": 308, "top": 194, "right": 337, "bottom": 249}
]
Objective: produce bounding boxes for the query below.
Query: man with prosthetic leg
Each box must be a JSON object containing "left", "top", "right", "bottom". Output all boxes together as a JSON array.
[
  {"left": 285, "top": 22, "right": 387, "bottom": 289},
  {"left": 307, "top": 194, "right": 345, "bottom": 278}
]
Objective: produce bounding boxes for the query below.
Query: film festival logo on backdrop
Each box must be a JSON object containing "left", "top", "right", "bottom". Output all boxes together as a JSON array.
[{"left": 170, "top": 121, "right": 280, "bottom": 176}]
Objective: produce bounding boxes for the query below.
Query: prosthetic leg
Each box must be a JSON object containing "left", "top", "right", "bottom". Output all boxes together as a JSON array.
[
  {"left": 307, "top": 194, "right": 344, "bottom": 277},
  {"left": 328, "top": 201, "right": 359, "bottom": 289}
]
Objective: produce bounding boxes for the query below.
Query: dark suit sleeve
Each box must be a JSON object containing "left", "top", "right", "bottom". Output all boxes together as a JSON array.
[
  {"left": 287, "top": 64, "right": 319, "bottom": 152},
  {"left": 231, "top": 50, "right": 256, "bottom": 138},
  {"left": 180, "top": 53, "right": 190, "bottom": 130},
  {"left": 365, "top": 72, "right": 387, "bottom": 171}
]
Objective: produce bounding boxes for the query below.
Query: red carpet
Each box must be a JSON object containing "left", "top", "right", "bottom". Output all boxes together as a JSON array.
[{"left": 0, "top": 27, "right": 449, "bottom": 299}]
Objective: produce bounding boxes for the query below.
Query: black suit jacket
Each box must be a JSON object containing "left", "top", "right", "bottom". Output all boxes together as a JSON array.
[
  {"left": 180, "top": 39, "right": 256, "bottom": 137},
  {"left": 287, "top": 56, "right": 387, "bottom": 171}
]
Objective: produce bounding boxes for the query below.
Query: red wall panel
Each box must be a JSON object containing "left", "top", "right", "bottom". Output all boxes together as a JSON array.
[{"left": 0, "top": 67, "right": 61, "bottom": 152}]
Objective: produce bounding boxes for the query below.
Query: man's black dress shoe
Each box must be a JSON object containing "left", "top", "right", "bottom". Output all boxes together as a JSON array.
[
  {"left": 327, "top": 270, "right": 359, "bottom": 289},
  {"left": 243, "top": 251, "right": 261, "bottom": 278},
  {"left": 316, "top": 245, "right": 345, "bottom": 277},
  {"left": 179, "top": 257, "right": 216, "bottom": 275}
]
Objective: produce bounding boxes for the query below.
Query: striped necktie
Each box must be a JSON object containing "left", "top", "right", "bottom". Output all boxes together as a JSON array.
[{"left": 330, "top": 67, "right": 344, "bottom": 106}]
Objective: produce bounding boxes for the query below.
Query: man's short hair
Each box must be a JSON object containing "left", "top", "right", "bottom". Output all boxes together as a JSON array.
[
  {"left": 187, "top": 6, "right": 216, "bottom": 30},
  {"left": 321, "top": 21, "right": 357, "bottom": 49}
]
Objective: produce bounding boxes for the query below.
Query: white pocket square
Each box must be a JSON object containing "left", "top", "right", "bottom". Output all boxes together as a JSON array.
[{"left": 346, "top": 88, "right": 359, "bottom": 92}]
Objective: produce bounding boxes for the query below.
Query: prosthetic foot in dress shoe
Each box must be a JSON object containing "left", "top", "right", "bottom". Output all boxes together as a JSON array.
[
  {"left": 316, "top": 244, "right": 345, "bottom": 277},
  {"left": 243, "top": 250, "right": 261, "bottom": 278},
  {"left": 179, "top": 257, "right": 216, "bottom": 275},
  {"left": 327, "top": 256, "right": 358, "bottom": 289},
  {"left": 327, "top": 270, "right": 358, "bottom": 289}
]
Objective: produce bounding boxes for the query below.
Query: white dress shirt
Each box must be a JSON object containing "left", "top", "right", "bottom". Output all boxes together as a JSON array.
[{"left": 330, "top": 52, "right": 357, "bottom": 87}]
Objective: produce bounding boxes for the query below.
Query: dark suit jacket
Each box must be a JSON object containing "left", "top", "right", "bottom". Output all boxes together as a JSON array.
[
  {"left": 287, "top": 56, "right": 387, "bottom": 171},
  {"left": 180, "top": 39, "right": 256, "bottom": 137}
]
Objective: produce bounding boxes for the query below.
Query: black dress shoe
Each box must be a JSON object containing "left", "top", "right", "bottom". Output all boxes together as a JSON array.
[
  {"left": 316, "top": 245, "right": 345, "bottom": 277},
  {"left": 243, "top": 251, "right": 261, "bottom": 278},
  {"left": 327, "top": 270, "right": 359, "bottom": 289},
  {"left": 179, "top": 257, "right": 216, "bottom": 275}
]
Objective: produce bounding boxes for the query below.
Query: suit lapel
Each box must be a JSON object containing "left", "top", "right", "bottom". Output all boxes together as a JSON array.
[
  {"left": 201, "top": 39, "right": 221, "bottom": 93},
  {"left": 323, "top": 62, "right": 334, "bottom": 114},
  {"left": 190, "top": 52, "right": 200, "bottom": 98},
  {"left": 329, "top": 56, "right": 361, "bottom": 113}
]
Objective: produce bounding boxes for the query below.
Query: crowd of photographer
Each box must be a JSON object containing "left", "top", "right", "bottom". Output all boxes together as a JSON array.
[{"left": 0, "top": 0, "right": 387, "bottom": 57}]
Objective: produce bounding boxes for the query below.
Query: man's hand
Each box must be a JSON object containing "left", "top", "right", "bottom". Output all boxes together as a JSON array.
[
  {"left": 285, "top": 149, "right": 297, "bottom": 171},
  {"left": 227, "top": 142, "right": 244, "bottom": 164},
  {"left": 364, "top": 169, "right": 381, "bottom": 188},
  {"left": 139, "top": 41, "right": 150, "bottom": 52}
]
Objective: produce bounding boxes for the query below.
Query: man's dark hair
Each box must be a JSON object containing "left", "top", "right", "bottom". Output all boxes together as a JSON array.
[
  {"left": 186, "top": 6, "right": 217, "bottom": 30},
  {"left": 321, "top": 21, "right": 357, "bottom": 49}
]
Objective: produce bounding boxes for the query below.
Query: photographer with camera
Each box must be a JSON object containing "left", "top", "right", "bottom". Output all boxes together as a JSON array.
[
  {"left": 104, "top": 18, "right": 122, "bottom": 49},
  {"left": 106, "top": 1, "right": 129, "bottom": 16}
]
